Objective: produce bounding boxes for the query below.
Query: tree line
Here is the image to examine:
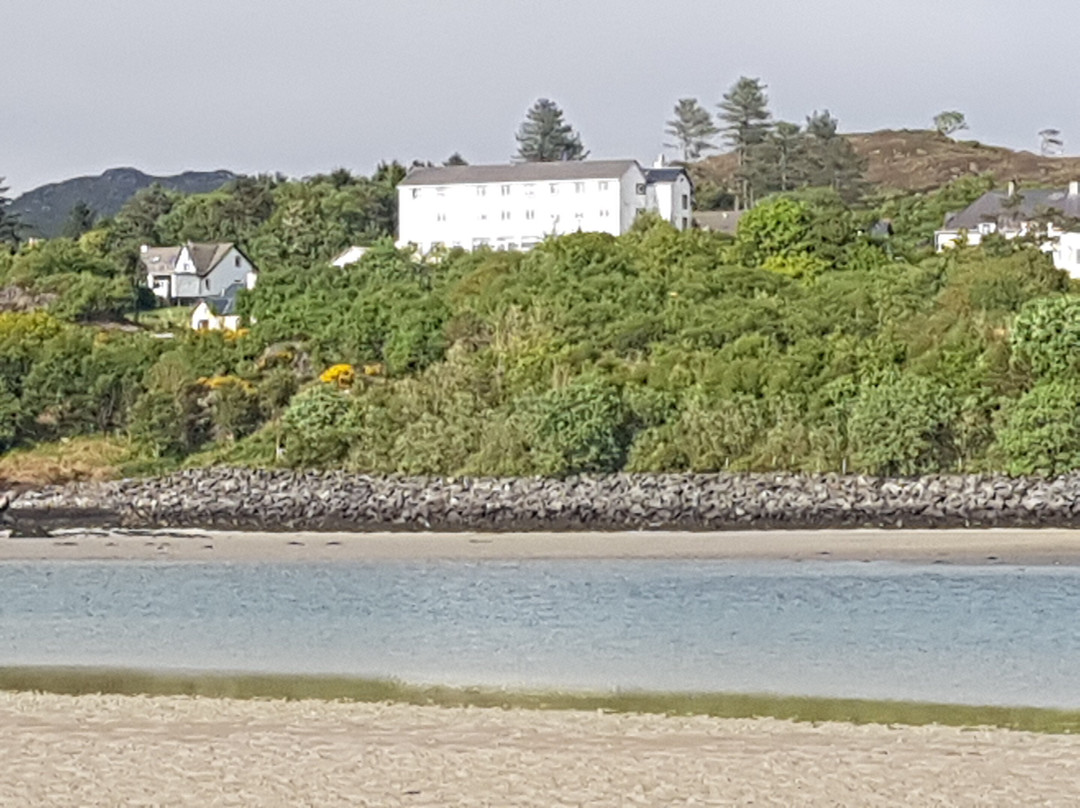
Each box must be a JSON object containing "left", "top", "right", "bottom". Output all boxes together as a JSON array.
[{"left": 0, "top": 171, "right": 1077, "bottom": 480}]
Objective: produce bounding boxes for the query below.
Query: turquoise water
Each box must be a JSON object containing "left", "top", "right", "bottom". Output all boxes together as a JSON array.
[{"left": 2, "top": 559, "right": 1080, "bottom": 708}]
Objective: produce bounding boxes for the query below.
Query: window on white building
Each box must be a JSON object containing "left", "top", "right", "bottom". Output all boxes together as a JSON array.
[
  {"left": 575, "top": 212, "right": 584, "bottom": 220},
  {"left": 501, "top": 211, "right": 511, "bottom": 221},
  {"left": 598, "top": 181, "right": 609, "bottom": 191},
  {"left": 635, "top": 183, "right": 646, "bottom": 195},
  {"left": 501, "top": 185, "right": 511, "bottom": 196},
  {"left": 411, "top": 189, "right": 420, "bottom": 199},
  {"left": 436, "top": 213, "right": 446, "bottom": 222},
  {"left": 599, "top": 209, "right": 609, "bottom": 218},
  {"left": 574, "top": 182, "right": 585, "bottom": 193},
  {"left": 681, "top": 194, "right": 689, "bottom": 210},
  {"left": 479, "top": 213, "right": 487, "bottom": 220},
  {"left": 525, "top": 184, "right": 535, "bottom": 196},
  {"left": 476, "top": 186, "right": 486, "bottom": 197},
  {"left": 549, "top": 183, "right": 559, "bottom": 194},
  {"left": 436, "top": 187, "right": 446, "bottom": 197},
  {"left": 525, "top": 210, "right": 535, "bottom": 220}
]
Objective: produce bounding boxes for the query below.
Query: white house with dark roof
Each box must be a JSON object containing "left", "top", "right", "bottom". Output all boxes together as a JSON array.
[
  {"left": 643, "top": 158, "right": 694, "bottom": 230},
  {"left": 140, "top": 242, "right": 257, "bottom": 305},
  {"left": 396, "top": 159, "right": 692, "bottom": 253},
  {"left": 935, "top": 181, "right": 1080, "bottom": 277},
  {"left": 190, "top": 281, "right": 246, "bottom": 332}
]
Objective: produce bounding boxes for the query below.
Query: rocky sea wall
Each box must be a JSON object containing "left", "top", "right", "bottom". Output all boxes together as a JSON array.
[{"left": 6, "top": 468, "right": 1080, "bottom": 534}]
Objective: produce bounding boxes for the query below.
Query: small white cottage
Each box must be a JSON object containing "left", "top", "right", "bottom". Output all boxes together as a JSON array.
[{"left": 190, "top": 281, "right": 246, "bottom": 332}]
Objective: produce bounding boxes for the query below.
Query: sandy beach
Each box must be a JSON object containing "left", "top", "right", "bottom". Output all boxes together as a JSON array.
[
  {"left": 0, "top": 691, "right": 1077, "bottom": 806},
  {"left": 5, "top": 526, "right": 1080, "bottom": 565}
]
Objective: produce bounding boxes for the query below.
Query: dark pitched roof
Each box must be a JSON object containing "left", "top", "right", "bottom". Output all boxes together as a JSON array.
[
  {"left": 140, "top": 246, "right": 182, "bottom": 272},
  {"left": 643, "top": 167, "right": 689, "bottom": 184},
  {"left": 200, "top": 281, "right": 245, "bottom": 316},
  {"left": 139, "top": 242, "right": 249, "bottom": 278},
  {"left": 186, "top": 242, "right": 234, "bottom": 276},
  {"left": 943, "top": 188, "right": 1080, "bottom": 229},
  {"left": 397, "top": 160, "right": 641, "bottom": 186}
]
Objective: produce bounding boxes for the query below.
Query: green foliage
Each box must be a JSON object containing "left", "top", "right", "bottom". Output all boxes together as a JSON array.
[
  {"left": 849, "top": 374, "right": 958, "bottom": 475},
  {"left": 129, "top": 387, "right": 207, "bottom": 459},
  {"left": 934, "top": 111, "right": 968, "bottom": 136},
  {"left": 515, "top": 99, "right": 588, "bottom": 162},
  {"left": 0, "top": 177, "right": 23, "bottom": 249},
  {"left": 280, "top": 383, "right": 358, "bottom": 467},
  {"left": 7, "top": 175, "right": 1080, "bottom": 480},
  {"left": 996, "top": 380, "right": 1080, "bottom": 476},
  {"left": 664, "top": 99, "right": 719, "bottom": 162},
  {"left": 1010, "top": 295, "right": 1080, "bottom": 379},
  {"left": 875, "top": 174, "right": 995, "bottom": 255},
  {"left": 61, "top": 202, "right": 96, "bottom": 239},
  {"left": 517, "top": 377, "right": 630, "bottom": 476}
]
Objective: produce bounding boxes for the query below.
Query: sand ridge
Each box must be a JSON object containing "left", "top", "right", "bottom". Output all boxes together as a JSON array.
[
  {"left": 2, "top": 691, "right": 1080, "bottom": 806},
  {"left": 6, "top": 527, "right": 1080, "bottom": 565}
]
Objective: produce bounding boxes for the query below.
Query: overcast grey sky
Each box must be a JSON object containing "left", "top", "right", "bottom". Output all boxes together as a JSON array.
[{"left": 2, "top": 0, "right": 1075, "bottom": 194}]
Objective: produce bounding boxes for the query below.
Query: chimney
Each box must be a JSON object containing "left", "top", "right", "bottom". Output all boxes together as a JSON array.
[
  {"left": 1069, "top": 180, "right": 1079, "bottom": 197},
  {"left": 1007, "top": 180, "right": 1016, "bottom": 198},
  {"left": 654, "top": 154, "right": 667, "bottom": 168}
]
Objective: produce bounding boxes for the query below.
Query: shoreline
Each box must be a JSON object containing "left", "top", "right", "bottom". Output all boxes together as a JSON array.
[
  {"left": 3, "top": 664, "right": 1080, "bottom": 733},
  {"left": 6, "top": 527, "right": 1080, "bottom": 565}
]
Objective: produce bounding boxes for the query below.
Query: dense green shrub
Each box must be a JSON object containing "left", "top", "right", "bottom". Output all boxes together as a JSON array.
[
  {"left": 995, "top": 380, "right": 1080, "bottom": 476},
  {"left": 1010, "top": 295, "right": 1080, "bottom": 380},
  {"left": 849, "top": 374, "right": 958, "bottom": 475}
]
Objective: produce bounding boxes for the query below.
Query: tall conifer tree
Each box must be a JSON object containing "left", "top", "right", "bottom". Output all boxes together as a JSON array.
[
  {"left": 515, "top": 99, "right": 588, "bottom": 162},
  {"left": 717, "top": 78, "right": 773, "bottom": 208},
  {"left": 0, "top": 178, "right": 22, "bottom": 250},
  {"left": 664, "top": 98, "right": 719, "bottom": 161}
]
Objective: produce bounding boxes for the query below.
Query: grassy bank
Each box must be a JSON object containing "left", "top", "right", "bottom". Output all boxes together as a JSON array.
[{"left": 3, "top": 665, "right": 1079, "bottom": 734}]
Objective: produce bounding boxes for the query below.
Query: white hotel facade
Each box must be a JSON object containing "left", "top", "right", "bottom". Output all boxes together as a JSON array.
[{"left": 396, "top": 159, "right": 692, "bottom": 253}]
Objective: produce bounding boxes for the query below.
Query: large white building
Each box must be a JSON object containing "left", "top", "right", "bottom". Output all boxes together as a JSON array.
[{"left": 396, "top": 159, "right": 692, "bottom": 253}]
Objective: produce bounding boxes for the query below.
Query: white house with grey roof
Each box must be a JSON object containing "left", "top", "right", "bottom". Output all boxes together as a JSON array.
[
  {"left": 140, "top": 242, "right": 257, "bottom": 305},
  {"left": 396, "top": 159, "right": 692, "bottom": 253},
  {"left": 935, "top": 181, "right": 1080, "bottom": 277}
]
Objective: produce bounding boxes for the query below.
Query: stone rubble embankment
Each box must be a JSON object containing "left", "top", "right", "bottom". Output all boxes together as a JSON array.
[{"left": 7, "top": 468, "right": 1080, "bottom": 533}]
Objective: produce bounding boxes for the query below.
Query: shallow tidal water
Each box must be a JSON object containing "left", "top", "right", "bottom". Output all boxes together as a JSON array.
[{"left": 2, "top": 558, "right": 1080, "bottom": 708}]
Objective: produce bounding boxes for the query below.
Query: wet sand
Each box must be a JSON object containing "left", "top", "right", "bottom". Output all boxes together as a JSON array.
[
  {"left": 4, "top": 527, "right": 1080, "bottom": 564},
  {"left": 2, "top": 691, "right": 1079, "bottom": 806}
]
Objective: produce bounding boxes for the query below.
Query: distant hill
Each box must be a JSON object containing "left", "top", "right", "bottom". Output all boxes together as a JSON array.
[
  {"left": 11, "top": 167, "right": 237, "bottom": 238},
  {"left": 693, "top": 129, "right": 1080, "bottom": 197}
]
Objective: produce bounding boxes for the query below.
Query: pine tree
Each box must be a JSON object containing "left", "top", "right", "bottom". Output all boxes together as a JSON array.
[
  {"left": 762, "top": 121, "right": 808, "bottom": 193},
  {"left": 515, "top": 99, "right": 588, "bottom": 162},
  {"left": 717, "top": 77, "right": 773, "bottom": 209},
  {"left": 664, "top": 98, "right": 719, "bottom": 162},
  {"left": 0, "top": 178, "right": 22, "bottom": 250},
  {"left": 803, "top": 110, "right": 865, "bottom": 202},
  {"left": 443, "top": 152, "right": 468, "bottom": 166},
  {"left": 61, "top": 201, "right": 97, "bottom": 239}
]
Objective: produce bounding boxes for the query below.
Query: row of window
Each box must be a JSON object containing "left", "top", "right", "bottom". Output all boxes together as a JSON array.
[
  {"left": 411, "top": 180, "right": 622, "bottom": 199},
  {"left": 433, "top": 209, "right": 615, "bottom": 223}
]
